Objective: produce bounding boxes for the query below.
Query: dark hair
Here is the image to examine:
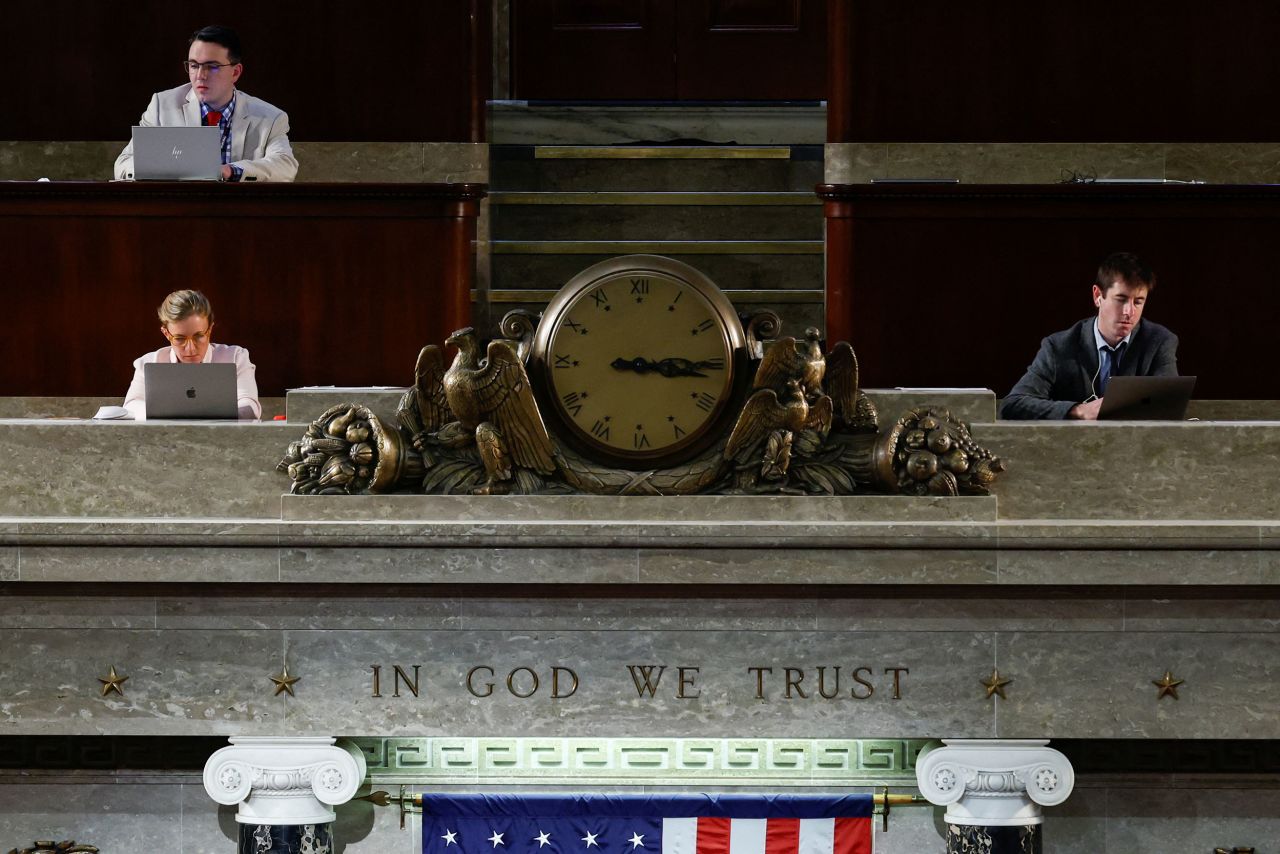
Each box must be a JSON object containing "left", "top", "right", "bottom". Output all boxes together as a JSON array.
[
  {"left": 1096, "top": 251, "right": 1156, "bottom": 294},
  {"left": 189, "top": 25, "right": 242, "bottom": 64}
]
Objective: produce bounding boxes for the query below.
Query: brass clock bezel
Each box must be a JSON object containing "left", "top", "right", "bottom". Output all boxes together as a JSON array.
[{"left": 529, "top": 255, "right": 750, "bottom": 470}]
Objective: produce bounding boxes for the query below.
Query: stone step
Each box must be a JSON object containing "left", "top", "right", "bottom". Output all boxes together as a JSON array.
[
  {"left": 491, "top": 144, "right": 824, "bottom": 192},
  {"left": 490, "top": 248, "right": 823, "bottom": 292},
  {"left": 482, "top": 296, "right": 824, "bottom": 343},
  {"left": 487, "top": 239, "right": 825, "bottom": 331},
  {"left": 490, "top": 191, "right": 822, "bottom": 241}
]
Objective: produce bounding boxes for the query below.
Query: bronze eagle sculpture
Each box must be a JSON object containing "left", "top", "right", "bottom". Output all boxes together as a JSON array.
[{"left": 399, "top": 327, "right": 556, "bottom": 494}]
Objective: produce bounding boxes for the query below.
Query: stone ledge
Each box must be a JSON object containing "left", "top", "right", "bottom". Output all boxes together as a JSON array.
[{"left": 3, "top": 514, "right": 1274, "bottom": 550}]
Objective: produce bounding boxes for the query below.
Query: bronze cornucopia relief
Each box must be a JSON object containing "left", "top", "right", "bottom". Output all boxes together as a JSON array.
[{"left": 279, "top": 256, "right": 1002, "bottom": 496}]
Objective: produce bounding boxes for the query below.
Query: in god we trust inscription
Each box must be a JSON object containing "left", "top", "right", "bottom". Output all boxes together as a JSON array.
[{"left": 366, "top": 663, "right": 912, "bottom": 702}]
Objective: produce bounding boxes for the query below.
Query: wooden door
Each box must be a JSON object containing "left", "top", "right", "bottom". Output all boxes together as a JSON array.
[
  {"left": 512, "top": 1, "right": 678, "bottom": 100},
  {"left": 512, "top": 0, "right": 825, "bottom": 101},
  {"left": 675, "top": 0, "right": 826, "bottom": 100}
]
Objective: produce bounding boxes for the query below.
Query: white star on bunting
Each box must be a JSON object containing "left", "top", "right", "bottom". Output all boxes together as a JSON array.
[
  {"left": 582, "top": 831, "right": 600, "bottom": 848},
  {"left": 442, "top": 830, "right": 458, "bottom": 846},
  {"left": 628, "top": 833, "right": 645, "bottom": 849},
  {"left": 535, "top": 831, "right": 553, "bottom": 848},
  {"left": 489, "top": 831, "right": 506, "bottom": 848}
]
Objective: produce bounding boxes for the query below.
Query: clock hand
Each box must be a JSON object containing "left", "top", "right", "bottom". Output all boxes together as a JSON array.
[{"left": 610, "top": 357, "right": 709, "bottom": 378}]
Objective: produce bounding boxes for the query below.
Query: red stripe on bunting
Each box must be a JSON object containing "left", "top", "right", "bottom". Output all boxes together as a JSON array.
[
  {"left": 765, "top": 818, "right": 800, "bottom": 854},
  {"left": 696, "top": 817, "right": 732, "bottom": 854},
  {"left": 834, "top": 817, "right": 872, "bottom": 854}
]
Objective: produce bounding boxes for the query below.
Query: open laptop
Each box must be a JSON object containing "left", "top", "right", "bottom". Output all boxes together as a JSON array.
[
  {"left": 144, "top": 363, "right": 238, "bottom": 419},
  {"left": 1098, "top": 376, "right": 1196, "bottom": 420},
  {"left": 131, "top": 126, "right": 222, "bottom": 180}
]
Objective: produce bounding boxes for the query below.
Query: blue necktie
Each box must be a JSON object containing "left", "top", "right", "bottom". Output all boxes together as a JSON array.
[{"left": 1098, "top": 342, "right": 1125, "bottom": 394}]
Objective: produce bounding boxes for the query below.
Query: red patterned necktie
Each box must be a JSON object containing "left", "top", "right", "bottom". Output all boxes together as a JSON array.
[{"left": 205, "top": 110, "right": 223, "bottom": 126}]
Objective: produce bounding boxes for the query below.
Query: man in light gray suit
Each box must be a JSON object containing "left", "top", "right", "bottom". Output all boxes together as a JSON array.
[{"left": 114, "top": 25, "right": 297, "bottom": 182}]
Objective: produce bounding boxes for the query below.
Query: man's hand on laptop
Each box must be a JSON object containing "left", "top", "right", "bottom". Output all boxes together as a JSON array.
[{"left": 1069, "top": 398, "right": 1103, "bottom": 420}]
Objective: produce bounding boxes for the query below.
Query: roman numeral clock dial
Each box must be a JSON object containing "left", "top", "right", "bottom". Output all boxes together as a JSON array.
[{"left": 530, "top": 256, "right": 748, "bottom": 469}]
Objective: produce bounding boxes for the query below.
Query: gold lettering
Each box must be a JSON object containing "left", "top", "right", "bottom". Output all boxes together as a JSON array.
[
  {"left": 392, "top": 665, "right": 420, "bottom": 698},
  {"left": 507, "top": 666, "right": 539, "bottom": 698},
  {"left": 885, "top": 666, "right": 908, "bottom": 700},
  {"left": 851, "top": 666, "right": 874, "bottom": 699},
  {"left": 627, "top": 664, "right": 667, "bottom": 697},
  {"left": 784, "top": 667, "right": 808, "bottom": 699},
  {"left": 552, "top": 666, "right": 579, "bottom": 698},
  {"left": 676, "top": 666, "right": 700, "bottom": 699},
  {"left": 370, "top": 664, "right": 382, "bottom": 698},
  {"left": 817, "top": 666, "right": 841, "bottom": 699},
  {"left": 466, "top": 665, "right": 494, "bottom": 697},
  {"left": 748, "top": 666, "right": 772, "bottom": 699}
]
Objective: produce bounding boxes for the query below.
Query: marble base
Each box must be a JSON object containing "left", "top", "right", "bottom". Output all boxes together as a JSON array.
[
  {"left": 0, "top": 396, "right": 286, "bottom": 420},
  {"left": 239, "top": 822, "right": 333, "bottom": 854},
  {"left": 0, "top": 141, "right": 485, "bottom": 184},
  {"left": 283, "top": 387, "right": 996, "bottom": 428},
  {"left": 947, "top": 824, "right": 1040, "bottom": 854},
  {"left": 824, "top": 142, "right": 1280, "bottom": 185},
  {"left": 490, "top": 103, "right": 826, "bottom": 146}
]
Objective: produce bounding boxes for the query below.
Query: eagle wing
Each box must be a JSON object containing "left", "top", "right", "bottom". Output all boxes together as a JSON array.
[
  {"left": 806, "top": 394, "right": 834, "bottom": 436},
  {"left": 468, "top": 339, "right": 557, "bottom": 474},
  {"left": 398, "top": 344, "right": 453, "bottom": 434},
  {"left": 752, "top": 336, "right": 804, "bottom": 394},
  {"left": 724, "top": 388, "right": 788, "bottom": 461},
  {"left": 824, "top": 341, "right": 860, "bottom": 424}
]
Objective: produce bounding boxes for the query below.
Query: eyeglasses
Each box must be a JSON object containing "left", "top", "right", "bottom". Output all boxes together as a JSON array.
[
  {"left": 165, "top": 328, "right": 211, "bottom": 348},
  {"left": 184, "top": 60, "right": 236, "bottom": 75}
]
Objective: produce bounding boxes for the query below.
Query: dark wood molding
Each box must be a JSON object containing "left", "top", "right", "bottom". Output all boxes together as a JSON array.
[{"left": 826, "top": 0, "right": 853, "bottom": 142}]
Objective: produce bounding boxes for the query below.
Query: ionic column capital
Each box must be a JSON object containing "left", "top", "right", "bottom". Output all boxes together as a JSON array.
[
  {"left": 203, "top": 736, "right": 366, "bottom": 826},
  {"left": 915, "top": 739, "right": 1074, "bottom": 827}
]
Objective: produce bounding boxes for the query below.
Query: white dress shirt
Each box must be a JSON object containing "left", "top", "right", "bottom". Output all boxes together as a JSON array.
[{"left": 122, "top": 342, "right": 260, "bottom": 421}]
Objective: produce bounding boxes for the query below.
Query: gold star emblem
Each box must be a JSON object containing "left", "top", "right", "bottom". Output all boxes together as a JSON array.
[
  {"left": 270, "top": 665, "right": 301, "bottom": 697},
  {"left": 98, "top": 665, "right": 129, "bottom": 697},
  {"left": 1153, "top": 670, "right": 1184, "bottom": 700},
  {"left": 981, "top": 668, "right": 1012, "bottom": 699}
]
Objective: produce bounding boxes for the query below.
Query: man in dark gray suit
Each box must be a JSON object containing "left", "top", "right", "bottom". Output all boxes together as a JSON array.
[{"left": 1000, "top": 252, "right": 1179, "bottom": 420}]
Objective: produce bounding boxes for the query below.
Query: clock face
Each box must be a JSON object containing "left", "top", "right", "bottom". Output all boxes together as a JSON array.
[{"left": 532, "top": 256, "right": 746, "bottom": 468}]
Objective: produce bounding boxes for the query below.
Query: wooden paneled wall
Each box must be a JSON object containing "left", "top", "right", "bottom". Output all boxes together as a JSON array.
[
  {"left": 819, "top": 184, "right": 1278, "bottom": 400},
  {"left": 0, "top": 183, "right": 484, "bottom": 397},
  {"left": 828, "top": 0, "right": 1280, "bottom": 142},
  {"left": 0, "top": 1, "right": 490, "bottom": 142}
]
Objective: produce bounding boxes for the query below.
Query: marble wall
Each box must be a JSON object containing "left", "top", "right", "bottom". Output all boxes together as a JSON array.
[{"left": 1, "top": 592, "right": 1277, "bottom": 741}]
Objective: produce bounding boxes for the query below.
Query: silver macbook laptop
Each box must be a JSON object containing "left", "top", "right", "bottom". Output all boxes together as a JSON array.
[
  {"left": 144, "top": 363, "right": 238, "bottom": 419},
  {"left": 131, "top": 126, "right": 222, "bottom": 180},
  {"left": 1099, "top": 375, "right": 1197, "bottom": 420}
]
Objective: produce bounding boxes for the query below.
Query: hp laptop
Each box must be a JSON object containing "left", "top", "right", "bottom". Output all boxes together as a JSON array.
[
  {"left": 131, "top": 126, "right": 222, "bottom": 180},
  {"left": 144, "top": 363, "right": 238, "bottom": 419},
  {"left": 1098, "top": 376, "right": 1196, "bottom": 420}
]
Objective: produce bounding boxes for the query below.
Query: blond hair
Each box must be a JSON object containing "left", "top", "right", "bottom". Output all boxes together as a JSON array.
[{"left": 157, "top": 289, "right": 214, "bottom": 325}]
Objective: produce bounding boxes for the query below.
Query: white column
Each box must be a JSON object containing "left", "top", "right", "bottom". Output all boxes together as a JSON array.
[
  {"left": 915, "top": 739, "right": 1075, "bottom": 826},
  {"left": 202, "top": 736, "right": 367, "bottom": 825}
]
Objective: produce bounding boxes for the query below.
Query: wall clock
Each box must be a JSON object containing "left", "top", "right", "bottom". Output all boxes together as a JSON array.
[{"left": 529, "top": 255, "right": 749, "bottom": 469}]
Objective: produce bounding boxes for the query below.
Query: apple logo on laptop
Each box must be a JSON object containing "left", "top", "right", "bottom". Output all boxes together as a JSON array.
[{"left": 186, "top": 387, "right": 197, "bottom": 399}]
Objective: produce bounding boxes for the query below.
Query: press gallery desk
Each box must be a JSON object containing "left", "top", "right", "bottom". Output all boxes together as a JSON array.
[{"left": 0, "top": 180, "right": 486, "bottom": 398}]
